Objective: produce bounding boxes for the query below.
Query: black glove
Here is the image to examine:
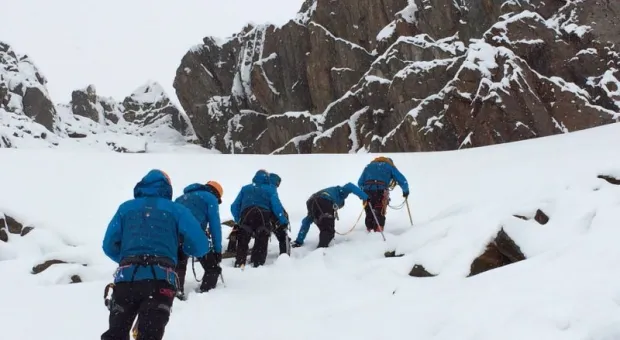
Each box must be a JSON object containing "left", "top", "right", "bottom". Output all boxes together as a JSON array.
[
  {"left": 403, "top": 191, "right": 409, "bottom": 198},
  {"left": 291, "top": 241, "right": 302, "bottom": 248}
]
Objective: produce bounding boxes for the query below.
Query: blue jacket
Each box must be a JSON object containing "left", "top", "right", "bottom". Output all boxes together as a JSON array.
[
  {"left": 174, "top": 183, "right": 222, "bottom": 253},
  {"left": 295, "top": 183, "right": 368, "bottom": 245},
  {"left": 357, "top": 158, "right": 409, "bottom": 194},
  {"left": 102, "top": 170, "right": 208, "bottom": 288},
  {"left": 231, "top": 170, "right": 288, "bottom": 225}
]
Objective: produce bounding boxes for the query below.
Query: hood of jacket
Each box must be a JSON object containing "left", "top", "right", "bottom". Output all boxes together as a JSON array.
[
  {"left": 269, "top": 173, "right": 281, "bottom": 187},
  {"left": 252, "top": 170, "right": 271, "bottom": 185},
  {"left": 133, "top": 169, "right": 172, "bottom": 200}
]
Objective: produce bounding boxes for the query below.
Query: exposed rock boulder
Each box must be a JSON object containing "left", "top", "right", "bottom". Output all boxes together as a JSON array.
[
  {"left": 0, "top": 213, "right": 33, "bottom": 242},
  {"left": 598, "top": 174, "right": 620, "bottom": 185},
  {"left": 469, "top": 228, "right": 526, "bottom": 276},
  {"left": 513, "top": 208, "right": 550, "bottom": 225},
  {"left": 31, "top": 259, "right": 68, "bottom": 274},
  {"left": 174, "top": 0, "right": 620, "bottom": 154},
  {"left": 384, "top": 250, "right": 405, "bottom": 258},
  {"left": 31, "top": 259, "right": 87, "bottom": 275},
  {"left": 409, "top": 264, "right": 436, "bottom": 277}
]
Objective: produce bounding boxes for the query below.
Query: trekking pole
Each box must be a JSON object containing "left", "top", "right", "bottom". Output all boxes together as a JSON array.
[
  {"left": 286, "top": 223, "right": 292, "bottom": 256},
  {"left": 219, "top": 271, "right": 226, "bottom": 287},
  {"left": 405, "top": 197, "right": 413, "bottom": 226},
  {"left": 369, "top": 207, "right": 386, "bottom": 242}
]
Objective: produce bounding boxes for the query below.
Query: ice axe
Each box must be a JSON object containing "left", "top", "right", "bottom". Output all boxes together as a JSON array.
[
  {"left": 131, "top": 317, "right": 138, "bottom": 339},
  {"left": 405, "top": 197, "right": 413, "bottom": 226}
]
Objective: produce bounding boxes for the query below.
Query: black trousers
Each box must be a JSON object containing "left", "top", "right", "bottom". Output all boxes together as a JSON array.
[
  {"left": 271, "top": 210, "right": 290, "bottom": 255},
  {"left": 175, "top": 244, "right": 221, "bottom": 293},
  {"left": 228, "top": 213, "right": 290, "bottom": 256},
  {"left": 364, "top": 189, "right": 388, "bottom": 231},
  {"left": 101, "top": 280, "right": 175, "bottom": 340},
  {"left": 307, "top": 196, "right": 336, "bottom": 248},
  {"left": 235, "top": 207, "right": 272, "bottom": 267}
]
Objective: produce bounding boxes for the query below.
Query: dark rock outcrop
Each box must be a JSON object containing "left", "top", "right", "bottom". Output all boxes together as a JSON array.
[
  {"left": 0, "top": 41, "right": 57, "bottom": 134},
  {"left": 121, "top": 82, "right": 190, "bottom": 134},
  {"left": 469, "top": 228, "right": 526, "bottom": 276},
  {"left": 67, "top": 81, "right": 191, "bottom": 137},
  {"left": 70, "top": 84, "right": 121, "bottom": 123},
  {"left": 174, "top": 0, "right": 620, "bottom": 154}
]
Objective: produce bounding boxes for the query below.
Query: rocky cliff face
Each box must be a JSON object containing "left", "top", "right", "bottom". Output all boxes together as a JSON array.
[
  {"left": 1, "top": 41, "right": 193, "bottom": 151},
  {"left": 174, "top": 0, "right": 620, "bottom": 154}
]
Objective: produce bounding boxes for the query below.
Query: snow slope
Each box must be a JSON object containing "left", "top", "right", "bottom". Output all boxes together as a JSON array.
[
  {"left": 0, "top": 0, "right": 307, "bottom": 107},
  {"left": 1, "top": 123, "right": 620, "bottom": 339}
]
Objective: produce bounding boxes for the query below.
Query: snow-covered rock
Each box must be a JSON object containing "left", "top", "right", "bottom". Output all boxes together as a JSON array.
[
  {"left": 174, "top": 0, "right": 620, "bottom": 154},
  {"left": 0, "top": 41, "right": 196, "bottom": 152},
  {"left": 0, "top": 41, "right": 59, "bottom": 147}
]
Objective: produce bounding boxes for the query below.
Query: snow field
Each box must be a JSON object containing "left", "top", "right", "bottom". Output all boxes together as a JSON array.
[{"left": 0, "top": 123, "right": 620, "bottom": 339}]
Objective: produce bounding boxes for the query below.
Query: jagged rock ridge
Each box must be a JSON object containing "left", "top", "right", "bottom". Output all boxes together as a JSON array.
[
  {"left": 1, "top": 41, "right": 194, "bottom": 152},
  {"left": 174, "top": 0, "right": 620, "bottom": 154}
]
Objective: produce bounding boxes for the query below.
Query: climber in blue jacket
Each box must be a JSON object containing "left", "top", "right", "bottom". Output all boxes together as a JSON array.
[
  {"left": 230, "top": 169, "right": 289, "bottom": 268},
  {"left": 357, "top": 156, "right": 409, "bottom": 232},
  {"left": 174, "top": 180, "right": 224, "bottom": 297},
  {"left": 101, "top": 169, "right": 208, "bottom": 340},
  {"left": 292, "top": 183, "right": 368, "bottom": 248}
]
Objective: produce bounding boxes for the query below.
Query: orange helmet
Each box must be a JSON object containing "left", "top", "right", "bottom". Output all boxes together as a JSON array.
[
  {"left": 206, "top": 180, "right": 223, "bottom": 198},
  {"left": 161, "top": 170, "right": 171, "bottom": 184}
]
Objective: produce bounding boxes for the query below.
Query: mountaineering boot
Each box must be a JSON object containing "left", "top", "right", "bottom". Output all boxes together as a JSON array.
[{"left": 198, "top": 253, "right": 221, "bottom": 292}]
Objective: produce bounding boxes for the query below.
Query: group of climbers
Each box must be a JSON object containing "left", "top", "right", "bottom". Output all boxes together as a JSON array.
[
  {"left": 99, "top": 156, "right": 408, "bottom": 340},
  {"left": 292, "top": 156, "right": 409, "bottom": 247}
]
